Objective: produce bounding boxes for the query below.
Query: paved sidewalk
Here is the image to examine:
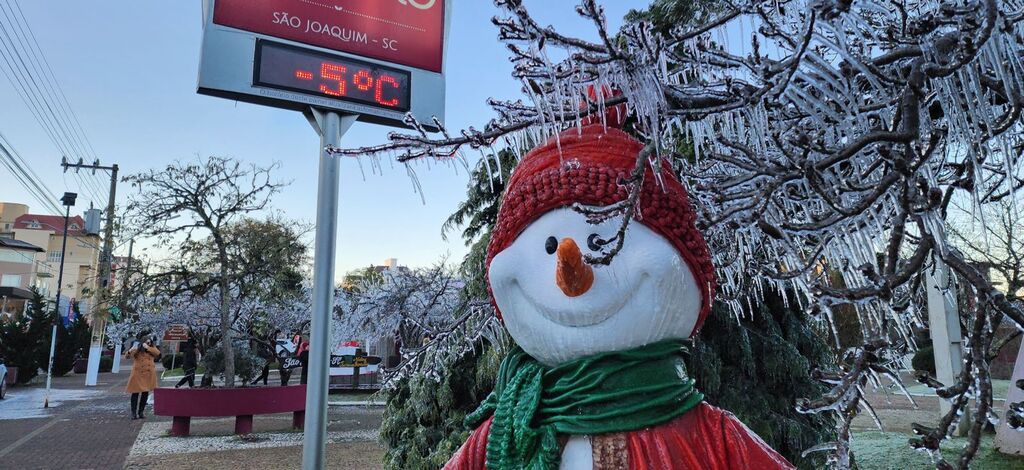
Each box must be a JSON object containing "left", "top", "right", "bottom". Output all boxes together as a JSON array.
[
  {"left": 0, "top": 370, "right": 144, "bottom": 470},
  {"left": 0, "top": 367, "right": 386, "bottom": 469}
]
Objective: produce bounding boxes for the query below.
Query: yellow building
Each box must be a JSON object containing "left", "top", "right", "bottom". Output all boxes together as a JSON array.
[{"left": 6, "top": 208, "right": 102, "bottom": 315}]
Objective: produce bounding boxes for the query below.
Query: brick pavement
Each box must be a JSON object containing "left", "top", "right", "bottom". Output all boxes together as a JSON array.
[
  {"left": 0, "top": 371, "right": 145, "bottom": 470},
  {"left": 0, "top": 367, "right": 386, "bottom": 469}
]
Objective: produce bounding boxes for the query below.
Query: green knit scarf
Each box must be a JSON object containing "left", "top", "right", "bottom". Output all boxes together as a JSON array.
[{"left": 465, "top": 339, "right": 703, "bottom": 470}]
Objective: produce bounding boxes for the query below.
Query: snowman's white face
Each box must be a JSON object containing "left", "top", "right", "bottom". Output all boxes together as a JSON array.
[{"left": 489, "top": 208, "right": 702, "bottom": 366}]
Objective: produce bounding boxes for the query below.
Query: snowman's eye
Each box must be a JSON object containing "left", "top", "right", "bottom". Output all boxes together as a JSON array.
[
  {"left": 587, "top": 233, "right": 603, "bottom": 252},
  {"left": 545, "top": 236, "right": 558, "bottom": 254}
]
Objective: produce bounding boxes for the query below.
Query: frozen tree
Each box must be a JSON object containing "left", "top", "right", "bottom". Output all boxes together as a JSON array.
[
  {"left": 334, "top": 262, "right": 507, "bottom": 384},
  {"left": 120, "top": 285, "right": 310, "bottom": 379},
  {"left": 124, "top": 158, "right": 287, "bottom": 386},
  {"left": 331, "top": 0, "right": 1024, "bottom": 468}
]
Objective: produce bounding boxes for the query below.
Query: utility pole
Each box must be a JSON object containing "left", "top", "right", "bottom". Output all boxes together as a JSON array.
[{"left": 61, "top": 158, "right": 119, "bottom": 386}]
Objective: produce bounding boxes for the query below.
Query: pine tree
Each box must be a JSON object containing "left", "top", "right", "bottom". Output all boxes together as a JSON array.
[
  {"left": 689, "top": 290, "right": 834, "bottom": 469},
  {"left": 0, "top": 288, "right": 50, "bottom": 383},
  {"left": 52, "top": 306, "right": 92, "bottom": 377}
]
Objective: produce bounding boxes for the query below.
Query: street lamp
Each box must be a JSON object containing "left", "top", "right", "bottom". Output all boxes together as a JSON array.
[{"left": 44, "top": 192, "right": 76, "bottom": 408}]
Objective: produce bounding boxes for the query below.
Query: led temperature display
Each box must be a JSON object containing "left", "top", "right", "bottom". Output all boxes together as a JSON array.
[{"left": 254, "top": 41, "right": 411, "bottom": 112}]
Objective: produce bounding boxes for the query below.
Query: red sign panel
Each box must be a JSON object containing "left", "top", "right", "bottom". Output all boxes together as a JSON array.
[
  {"left": 164, "top": 325, "right": 189, "bottom": 342},
  {"left": 213, "top": 0, "right": 445, "bottom": 73}
]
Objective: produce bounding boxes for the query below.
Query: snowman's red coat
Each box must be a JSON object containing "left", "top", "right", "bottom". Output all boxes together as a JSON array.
[{"left": 444, "top": 402, "right": 794, "bottom": 469}]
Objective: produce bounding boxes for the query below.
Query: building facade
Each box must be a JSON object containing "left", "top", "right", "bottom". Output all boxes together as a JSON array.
[
  {"left": 0, "top": 237, "right": 45, "bottom": 317},
  {"left": 1, "top": 207, "right": 102, "bottom": 317}
]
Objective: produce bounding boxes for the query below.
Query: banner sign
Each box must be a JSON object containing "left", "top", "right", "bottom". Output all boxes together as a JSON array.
[
  {"left": 330, "top": 354, "right": 382, "bottom": 368},
  {"left": 213, "top": 0, "right": 445, "bottom": 73},
  {"left": 281, "top": 357, "right": 303, "bottom": 370}
]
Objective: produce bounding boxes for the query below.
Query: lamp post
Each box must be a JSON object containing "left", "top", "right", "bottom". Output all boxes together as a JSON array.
[{"left": 44, "top": 192, "right": 76, "bottom": 408}]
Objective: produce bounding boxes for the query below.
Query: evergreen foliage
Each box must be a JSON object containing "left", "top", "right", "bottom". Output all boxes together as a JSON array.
[
  {"left": 27, "top": 288, "right": 56, "bottom": 382},
  {"left": 52, "top": 310, "right": 91, "bottom": 377},
  {"left": 202, "top": 340, "right": 261, "bottom": 385},
  {"left": 0, "top": 288, "right": 50, "bottom": 383},
  {"left": 688, "top": 290, "right": 834, "bottom": 469}
]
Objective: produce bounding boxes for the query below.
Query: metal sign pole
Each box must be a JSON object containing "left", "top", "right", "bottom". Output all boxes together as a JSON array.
[{"left": 302, "top": 108, "right": 357, "bottom": 469}]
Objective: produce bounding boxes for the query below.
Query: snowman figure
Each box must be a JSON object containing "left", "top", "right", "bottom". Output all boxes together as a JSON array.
[{"left": 445, "top": 113, "right": 794, "bottom": 469}]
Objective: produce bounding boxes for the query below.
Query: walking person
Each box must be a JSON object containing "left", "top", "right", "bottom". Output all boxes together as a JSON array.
[
  {"left": 174, "top": 339, "right": 198, "bottom": 388},
  {"left": 125, "top": 334, "right": 161, "bottom": 420},
  {"left": 253, "top": 331, "right": 275, "bottom": 386}
]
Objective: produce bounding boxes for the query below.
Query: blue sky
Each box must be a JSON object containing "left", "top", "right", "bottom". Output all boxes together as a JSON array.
[{"left": 0, "top": 0, "right": 645, "bottom": 278}]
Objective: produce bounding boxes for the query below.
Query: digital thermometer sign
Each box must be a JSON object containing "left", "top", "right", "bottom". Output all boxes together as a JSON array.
[{"left": 254, "top": 41, "right": 412, "bottom": 112}]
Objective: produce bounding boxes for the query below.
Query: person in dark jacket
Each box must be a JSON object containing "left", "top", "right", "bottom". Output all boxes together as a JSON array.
[
  {"left": 253, "top": 331, "right": 276, "bottom": 386},
  {"left": 298, "top": 338, "right": 310, "bottom": 385},
  {"left": 174, "top": 339, "right": 198, "bottom": 388}
]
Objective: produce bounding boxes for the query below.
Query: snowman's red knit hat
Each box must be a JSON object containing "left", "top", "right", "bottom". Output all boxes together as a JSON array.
[{"left": 485, "top": 122, "right": 717, "bottom": 335}]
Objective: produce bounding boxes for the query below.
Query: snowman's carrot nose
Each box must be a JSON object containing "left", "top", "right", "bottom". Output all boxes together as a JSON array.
[{"left": 555, "top": 237, "right": 594, "bottom": 297}]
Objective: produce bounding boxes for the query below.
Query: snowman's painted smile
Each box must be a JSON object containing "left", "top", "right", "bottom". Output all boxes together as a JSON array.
[
  {"left": 509, "top": 272, "right": 649, "bottom": 327},
  {"left": 488, "top": 208, "right": 703, "bottom": 366}
]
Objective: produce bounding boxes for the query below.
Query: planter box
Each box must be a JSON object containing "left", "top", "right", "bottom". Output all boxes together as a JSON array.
[
  {"left": 4, "top": 367, "right": 16, "bottom": 385},
  {"left": 154, "top": 385, "right": 306, "bottom": 436},
  {"left": 73, "top": 358, "right": 88, "bottom": 374}
]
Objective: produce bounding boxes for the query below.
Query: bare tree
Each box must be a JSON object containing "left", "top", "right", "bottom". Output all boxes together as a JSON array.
[
  {"left": 334, "top": 262, "right": 507, "bottom": 384},
  {"left": 949, "top": 197, "right": 1024, "bottom": 362},
  {"left": 123, "top": 156, "right": 286, "bottom": 387},
  {"left": 328, "top": 0, "right": 1024, "bottom": 467}
]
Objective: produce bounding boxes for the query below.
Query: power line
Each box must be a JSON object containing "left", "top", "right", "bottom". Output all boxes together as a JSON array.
[
  {"left": 11, "top": 0, "right": 101, "bottom": 161},
  {"left": 0, "top": 0, "right": 108, "bottom": 206},
  {"left": 0, "top": 1, "right": 92, "bottom": 162},
  {"left": 0, "top": 133, "right": 62, "bottom": 215}
]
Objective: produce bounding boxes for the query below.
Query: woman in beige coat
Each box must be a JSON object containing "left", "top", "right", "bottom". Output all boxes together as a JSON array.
[{"left": 125, "top": 335, "right": 161, "bottom": 419}]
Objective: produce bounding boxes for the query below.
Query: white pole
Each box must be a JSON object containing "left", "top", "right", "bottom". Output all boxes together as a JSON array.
[
  {"left": 926, "top": 257, "right": 970, "bottom": 436},
  {"left": 44, "top": 324, "right": 57, "bottom": 408},
  {"left": 302, "top": 109, "right": 357, "bottom": 470},
  {"left": 112, "top": 342, "right": 122, "bottom": 373}
]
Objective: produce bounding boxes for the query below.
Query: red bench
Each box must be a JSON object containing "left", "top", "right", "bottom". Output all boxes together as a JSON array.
[{"left": 154, "top": 385, "right": 306, "bottom": 436}]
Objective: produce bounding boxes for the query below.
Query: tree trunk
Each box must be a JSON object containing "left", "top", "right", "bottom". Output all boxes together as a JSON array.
[{"left": 218, "top": 250, "right": 235, "bottom": 387}]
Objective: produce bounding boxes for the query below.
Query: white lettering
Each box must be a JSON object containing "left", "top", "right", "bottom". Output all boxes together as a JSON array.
[
  {"left": 398, "top": 0, "right": 437, "bottom": 10},
  {"left": 305, "top": 20, "right": 369, "bottom": 44},
  {"left": 272, "top": 11, "right": 302, "bottom": 29}
]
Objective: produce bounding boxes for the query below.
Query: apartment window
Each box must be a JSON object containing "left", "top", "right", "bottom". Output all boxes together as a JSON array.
[
  {"left": 48, "top": 251, "right": 62, "bottom": 263},
  {"left": 1, "top": 274, "right": 22, "bottom": 287},
  {"left": 26, "top": 220, "right": 41, "bottom": 229}
]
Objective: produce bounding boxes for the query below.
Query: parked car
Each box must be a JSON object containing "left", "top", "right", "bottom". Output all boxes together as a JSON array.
[
  {"left": 275, "top": 339, "right": 296, "bottom": 357},
  {"left": 0, "top": 356, "right": 8, "bottom": 399}
]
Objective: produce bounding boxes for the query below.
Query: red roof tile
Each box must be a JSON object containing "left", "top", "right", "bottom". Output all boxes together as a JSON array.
[{"left": 13, "top": 214, "right": 89, "bottom": 236}]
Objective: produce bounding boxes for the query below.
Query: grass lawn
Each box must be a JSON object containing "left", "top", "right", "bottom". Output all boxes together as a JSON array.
[{"left": 851, "top": 431, "right": 1024, "bottom": 469}]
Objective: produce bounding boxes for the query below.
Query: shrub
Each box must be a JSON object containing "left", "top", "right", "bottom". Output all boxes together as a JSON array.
[
  {"left": 0, "top": 288, "right": 52, "bottom": 384},
  {"left": 912, "top": 346, "right": 936, "bottom": 375},
  {"left": 202, "top": 341, "right": 261, "bottom": 385},
  {"left": 162, "top": 353, "right": 185, "bottom": 370}
]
